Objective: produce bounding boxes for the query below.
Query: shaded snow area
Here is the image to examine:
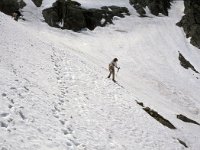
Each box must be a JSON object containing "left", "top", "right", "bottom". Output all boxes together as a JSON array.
[{"left": 0, "top": 0, "right": 200, "bottom": 150}]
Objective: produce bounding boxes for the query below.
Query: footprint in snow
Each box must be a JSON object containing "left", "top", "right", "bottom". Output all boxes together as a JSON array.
[
  {"left": 2, "top": 93, "right": 7, "bottom": 97},
  {"left": 19, "top": 111, "right": 26, "bottom": 120},
  {"left": 0, "top": 121, "right": 8, "bottom": 128},
  {"left": 0, "top": 113, "right": 9, "bottom": 118}
]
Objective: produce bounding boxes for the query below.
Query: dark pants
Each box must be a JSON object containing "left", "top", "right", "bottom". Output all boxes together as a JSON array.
[{"left": 108, "top": 66, "right": 115, "bottom": 80}]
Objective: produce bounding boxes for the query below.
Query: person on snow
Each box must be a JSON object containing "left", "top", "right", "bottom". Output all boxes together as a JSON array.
[
  {"left": 12, "top": 10, "right": 22, "bottom": 21},
  {"left": 107, "top": 58, "right": 120, "bottom": 82}
]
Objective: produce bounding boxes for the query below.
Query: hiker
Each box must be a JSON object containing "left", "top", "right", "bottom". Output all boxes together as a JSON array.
[
  {"left": 107, "top": 58, "right": 120, "bottom": 82},
  {"left": 12, "top": 10, "right": 22, "bottom": 21}
]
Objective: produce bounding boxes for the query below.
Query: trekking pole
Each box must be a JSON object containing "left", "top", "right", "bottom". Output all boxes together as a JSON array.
[{"left": 116, "top": 67, "right": 120, "bottom": 77}]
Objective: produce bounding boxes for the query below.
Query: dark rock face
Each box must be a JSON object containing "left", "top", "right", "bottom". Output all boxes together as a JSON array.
[
  {"left": 32, "top": 0, "right": 43, "bottom": 7},
  {"left": 177, "top": 0, "right": 200, "bottom": 49},
  {"left": 143, "top": 107, "right": 176, "bottom": 129},
  {"left": 177, "top": 139, "right": 188, "bottom": 148},
  {"left": 178, "top": 52, "right": 199, "bottom": 73},
  {"left": 135, "top": 100, "right": 144, "bottom": 107},
  {"left": 130, "top": 0, "right": 172, "bottom": 16},
  {"left": 177, "top": 114, "right": 200, "bottom": 126},
  {"left": 0, "top": 0, "right": 26, "bottom": 15},
  {"left": 136, "top": 100, "right": 176, "bottom": 129},
  {"left": 42, "top": 0, "right": 130, "bottom": 31}
]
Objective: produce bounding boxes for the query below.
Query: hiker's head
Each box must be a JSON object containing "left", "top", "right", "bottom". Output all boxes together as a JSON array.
[{"left": 113, "top": 58, "right": 118, "bottom": 62}]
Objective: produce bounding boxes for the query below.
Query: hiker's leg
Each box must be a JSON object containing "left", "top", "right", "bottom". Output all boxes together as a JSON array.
[
  {"left": 108, "top": 66, "right": 112, "bottom": 78},
  {"left": 112, "top": 69, "right": 115, "bottom": 81},
  {"left": 108, "top": 72, "right": 111, "bottom": 78}
]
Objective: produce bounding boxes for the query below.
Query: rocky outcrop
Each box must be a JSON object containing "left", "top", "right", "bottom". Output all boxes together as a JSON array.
[
  {"left": 129, "top": 0, "right": 172, "bottom": 17},
  {"left": 177, "top": 139, "right": 188, "bottom": 148},
  {"left": 177, "top": 0, "right": 200, "bottom": 49},
  {"left": 136, "top": 101, "right": 176, "bottom": 129},
  {"left": 42, "top": 0, "right": 130, "bottom": 31},
  {"left": 178, "top": 52, "right": 199, "bottom": 73},
  {"left": 0, "top": 0, "right": 26, "bottom": 15},
  {"left": 136, "top": 100, "right": 144, "bottom": 107},
  {"left": 32, "top": 0, "right": 43, "bottom": 7},
  {"left": 177, "top": 114, "right": 200, "bottom": 126},
  {"left": 143, "top": 107, "right": 176, "bottom": 129}
]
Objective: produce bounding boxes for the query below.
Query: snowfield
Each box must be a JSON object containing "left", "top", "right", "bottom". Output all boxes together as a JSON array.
[{"left": 0, "top": 0, "right": 200, "bottom": 150}]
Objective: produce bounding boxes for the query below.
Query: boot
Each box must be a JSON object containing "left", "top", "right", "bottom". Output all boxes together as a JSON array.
[{"left": 112, "top": 79, "right": 116, "bottom": 82}]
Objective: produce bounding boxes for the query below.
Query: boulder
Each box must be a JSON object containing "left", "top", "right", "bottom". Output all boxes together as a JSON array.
[
  {"left": 148, "top": 1, "right": 160, "bottom": 16},
  {"left": 42, "top": 7, "right": 60, "bottom": 28},
  {"left": 42, "top": 0, "right": 130, "bottom": 31},
  {"left": 83, "top": 9, "right": 107, "bottom": 30},
  {"left": 130, "top": 0, "right": 172, "bottom": 16},
  {"left": 43, "top": 1, "right": 86, "bottom": 31},
  {"left": 133, "top": 4, "right": 146, "bottom": 17},
  {"left": 0, "top": 0, "right": 26, "bottom": 15},
  {"left": 63, "top": 6, "right": 86, "bottom": 31}
]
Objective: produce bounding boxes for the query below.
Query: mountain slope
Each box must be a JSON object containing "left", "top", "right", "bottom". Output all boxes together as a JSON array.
[{"left": 0, "top": 0, "right": 200, "bottom": 150}]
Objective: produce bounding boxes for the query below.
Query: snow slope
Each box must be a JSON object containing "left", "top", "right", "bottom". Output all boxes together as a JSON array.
[{"left": 0, "top": 0, "right": 200, "bottom": 150}]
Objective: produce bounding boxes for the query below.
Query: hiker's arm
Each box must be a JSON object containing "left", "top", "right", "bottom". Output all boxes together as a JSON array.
[{"left": 114, "top": 65, "right": 120, "bottom": 70}]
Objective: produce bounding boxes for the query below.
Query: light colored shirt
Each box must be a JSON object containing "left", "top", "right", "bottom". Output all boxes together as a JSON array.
[{"left": 109, "top": 60, "right": 118, "bottom": 68}]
